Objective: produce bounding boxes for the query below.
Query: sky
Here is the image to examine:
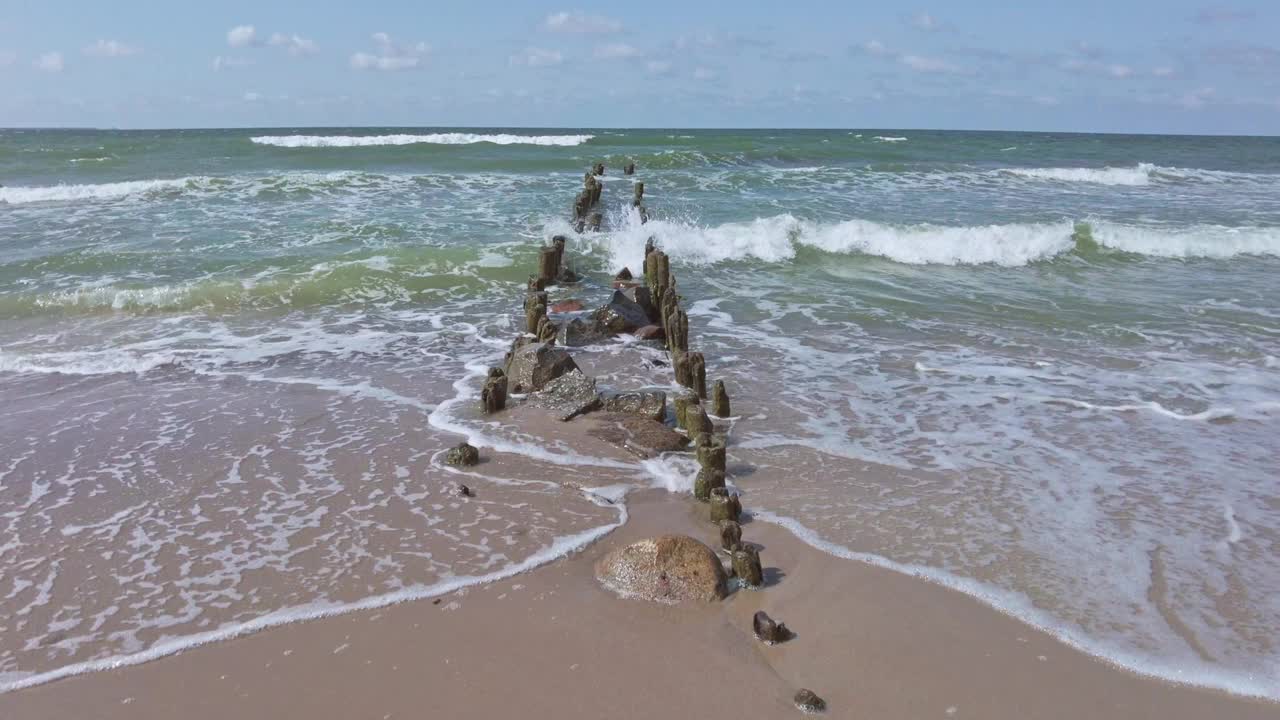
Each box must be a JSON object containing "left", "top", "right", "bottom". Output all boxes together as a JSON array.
[{"left": 0, "top": 1, "right": 1277, "bottom": 134}]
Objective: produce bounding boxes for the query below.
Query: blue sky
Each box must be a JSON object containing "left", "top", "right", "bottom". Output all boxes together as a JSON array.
[{"left": 1, "top": 1, "right": 1277, "bottom": 133}]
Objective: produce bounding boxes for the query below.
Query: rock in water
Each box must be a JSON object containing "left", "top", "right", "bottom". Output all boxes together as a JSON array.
[
  {"left": 634, "top": 325, "right": 664, "bottom": 341},
  {"left": 445, "top": 443, "right": 480, "bottom": 467},
  {"left": 712, "top": 379, "right": 730, "bottom": 417},
  {"left": 615, "top": 267, "right": 633, "bottom": 281},
  {"left": 719, "top": 520, "right": 741, "bottom": 550},
  {"left": 793, "top": 689, "right": 826, "bottom": 714},
  {"left": 595, "top": 535, "right": 727, "bottom": 603},
  {"left": 557, "top": 318, "right": 607, "bottom": 347},
  {"left": 587, "top": 413, "right": 689, "bottom": 459},
  {"left": 593, "top": 289, "right": 652, "bottom": 335},
  {"left": 550, "top": 299, "right": 584, "bottom": 313},
  {"left": 752, "top": 611, "right": 790, "bottom": 644},
  {"left": 480, "top": 372, "right": 507, "bottom": 414},
  {"left": 529, "top": 369, "right": 601, "bottom": 421},
  {"left": 732, "top": 545, "right": 763, "bottom": 587},
  {"left": 505, "top": 342, "right": 578, "bottom": 393},
  {"left": 709, "top": 487, "right": 741, "bottom": 524},
  {"left": 601, "top": 390, "right": 667, "bottom": 422}
]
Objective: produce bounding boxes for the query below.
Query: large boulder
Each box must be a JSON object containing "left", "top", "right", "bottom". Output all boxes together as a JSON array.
[
  {"left": 619, "top": 286, "right": 658, "bottom": 323},
  {"left": 529, "top": 369, "right": 601, "bottom": 421},
  {"left": 557, "top": 318, "right": 608, "bottom": 348},
  {"left": 587, "top": 413, "right": 688, "bottom": 459},
  {"left": 593, "top": 290, "right": 651, "bottom": 335},
  {"left": 596, "top": 535, "right": 728, "bottom": 603},
  {"left": 601, "top": 390, "right": 666, "bottom": 422},
  {"left": 505, "top": 342, "right": 578, "bottom": 393}
]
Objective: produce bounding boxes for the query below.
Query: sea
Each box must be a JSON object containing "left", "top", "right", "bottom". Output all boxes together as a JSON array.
[{"left": 1, "top": 127, "right": 1277, "bottom": 697}]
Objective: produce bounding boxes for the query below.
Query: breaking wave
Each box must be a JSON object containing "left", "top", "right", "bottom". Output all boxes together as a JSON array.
[
  {"left": 250, "top": 133, "right": 595, "bottom": 148},
  {"left": 0, "top": 177, "right": 213, "bottom": 205},
  {"left": 580, "top": 212, "right": 1280, "bottom": 269}
]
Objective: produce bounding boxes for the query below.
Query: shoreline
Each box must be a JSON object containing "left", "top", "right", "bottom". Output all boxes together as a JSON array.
[{"left": 2, "top": 489, "right": 1275, "bottom": 719}]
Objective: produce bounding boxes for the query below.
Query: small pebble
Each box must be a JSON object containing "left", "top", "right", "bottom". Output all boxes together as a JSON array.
[{"left": 794, "top": 688, "right": 826, "bottom": 713}]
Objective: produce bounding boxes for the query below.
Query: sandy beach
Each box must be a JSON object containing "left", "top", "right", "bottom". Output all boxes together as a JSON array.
[{"left": 1, "top": 482, "right": 1276, "bottom": 720}]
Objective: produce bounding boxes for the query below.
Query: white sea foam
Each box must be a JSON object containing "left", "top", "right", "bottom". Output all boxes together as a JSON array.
[
  {"left": 873, "top": 136, "right": 908, "bottom": 143},
  {"left": 0, "top": 349, "right": 178, "bottom": 376},
  {"left": 1004, "top": 163, "right": 1159, "bottom": 186},
  {"left": 751, "top": 509, "right": 1280, "bottom": 700},
  {"left": 0, "top": 177, "right": 205, "bottom": 205},
  {"left": 580, "top": 212, "right": 1280, "bottom": 270},
  {"left": 250, "top": 133, "right": 594, "bottom": 148}
]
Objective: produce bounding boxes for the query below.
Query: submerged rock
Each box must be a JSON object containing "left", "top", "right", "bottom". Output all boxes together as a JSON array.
[
  {"left": 634, "top": 324, "right": 664, "bottom": 341},
  {"left": 752, "top": 610, "right": 791, "bottom": 644},
  {"left": 600, "top": 390, "right": 666, "bottom": 422},
  {"left": 557, "top": 318, "right": 607, "bottom": 347},
  {"left": 593, "top": 290, "right": 651, "bottom": 335},
  {"left": 596, "top": 535, "right": 727, "bottom": 603},
  {"left": 550, "top": 299, "right": 584, "bottom": 313},
  {"left": 505, "top": 342, "right": 578, "bottom": 393},
  {"left": 793, "top": 689, "right": 826, "bottom": 714},
  {"left": 530, "top": 369, "right": 601, "bottom": 421},
  {"left": 588, "top": 413, "right": 689, "bottom": 459},
  {"left": 445, "top": 443, "right": 480, "bottom": 467}
]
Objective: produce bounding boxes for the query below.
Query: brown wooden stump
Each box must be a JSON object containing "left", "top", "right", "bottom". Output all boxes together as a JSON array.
[
  {"left": 693, "top": 468, "right": 725, "bottom": 501},
  {"left": 732, "top": 544, "right": 763, "bottom": 587},
  {"left": 712, "top": 379, "right": 730, "bottom": 417},
  {"left": 710, "top": 487, "right": 741, "bottom": 524},
  {"left": 719, "top": 520, "right": 742, "bottom": 550}
]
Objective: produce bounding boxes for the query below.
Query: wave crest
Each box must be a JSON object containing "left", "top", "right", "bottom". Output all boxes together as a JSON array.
[{"left": 250, "top": 133, "right": 594, "bottom": 148}]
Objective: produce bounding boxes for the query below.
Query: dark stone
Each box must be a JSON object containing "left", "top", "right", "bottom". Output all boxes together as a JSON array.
[
  {"left": 601, "top": 390, "right": 666, "bottom": 422},
  {"left": 529, "top": 369, "right": 601, "bottom": 421},
  {"left": 753, "top": 611, "right": 791, "bottom": 644},
  {"left": 793, "top": 689, "right": 826, "bottom": 714},
  {"left": 620, "top": 285, "right": 658, "bottom": 323},
  {"left": 458, "top": 484, "right": 475, "bottom": 498},
  {"left": 712, "top": 379, "right": 731, "bottom": 417},
  {"left": 587, "top": 413, "right": 689, "bottom": 459},
  {"left": 445, "top": 443, "right": 480, "bottom": 467},
  {"left": 550, "top": 299, "right": 584, "bottom": 313},
  {"left": 732, "top": 544, "right": 763, "bottom": 587},
  {"left": 615, "top": 267, "right": 633, "bottom": 281},
  {"left": 487, "top": 367, "right": 506, "bottom": 379},
  {"left": 634, "top": 325, "right": 664, "bottom": 341},
  {"left": 480, "top": 373, "right": 507, "bottom": 414},
  {"left": 710, "top": 487, "right": 741, "bottom": 524},
  {"left": 693, "top": 468, "right": 726, "bottom": 501},
  {"left": 505, "top": 342, "right": 579, "bottom": 394},
  {"left": 557, "top": 318, "right": 607, "bottom": 347},
  {"left": 593, "top": 290, "right": 651, "bottom": 335},
  {"left": 557, "top": 267, "right": 580, "bottom": 284},
  {"left": 503, "top": 334, "right": 533, "bottom": 369},
  {"left": 719, "top": 520, "right": 741, "bottom": 550}
]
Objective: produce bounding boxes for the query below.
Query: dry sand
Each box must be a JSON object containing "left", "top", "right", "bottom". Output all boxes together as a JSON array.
[{"left": 2, "top": 489, "right": 1275, "bottom": 720}]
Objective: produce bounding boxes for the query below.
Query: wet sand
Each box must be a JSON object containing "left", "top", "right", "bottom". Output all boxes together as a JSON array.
[{"left": 2, "top": 489, "right": 1275, "bottom": 720}]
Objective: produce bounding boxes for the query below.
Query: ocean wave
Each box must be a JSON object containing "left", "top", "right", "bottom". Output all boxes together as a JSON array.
[
  {"left": 0, "top": 177, "right": 211, "bottom": 205},
  {"left": 250, "top": 133, "right": 594, "bottom": 148},
  {"left": 1004, "top": 163, "right": 1159, "bottom": 186},
  {"left": 873, "top": 136, "right": 908, "bottom": 143},
  {"left": 579, "top": 212, "right": 1280, "bottom": 269}
]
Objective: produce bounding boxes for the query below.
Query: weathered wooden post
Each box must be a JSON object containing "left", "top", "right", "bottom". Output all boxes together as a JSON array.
[
  {"left": 712, "top": 380, "right": 730, "bottom": 417},
  {"left": 709, "top": 487, "right": 741, "bottom": 523},
  {"left": 633, "top": 182, "right": 644, "bottom": 207},
  {"left": 732, "top": 544, "right": 763, "bottom": 586},
  {"left": 537, "top": 246, "right": 558, "bottom": 285},
  {"left": 624, "top": 161, "right": 636, "bottom": 175},
  {"left": 481, "top": 368, "right": 508, "bottom": 414},
  {"left": 719, "top": 520, "right": 741, "bottom": 550}
]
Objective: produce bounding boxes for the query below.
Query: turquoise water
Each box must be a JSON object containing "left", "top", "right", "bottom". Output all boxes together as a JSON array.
[{"left": 1, "top": 128, "right": 1278, "bottom": 696}]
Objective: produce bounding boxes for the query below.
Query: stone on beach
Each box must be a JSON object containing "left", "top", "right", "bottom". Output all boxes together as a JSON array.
[
  {"left": 587, "top": 413, "right": 689, "bottom": 459},
  {"left": 505, "top": 342, "right": 578, "bottom": 393},
  {"left": 709, "top": 487, "right": 741, "bottom": 524},
  {"left": 732, "top": 544, "right": 764, "bottom": 588},
  {"left": 601, "top": 390, "right": 667, "bottom": 423},
  {"left": 529, "top": 369, "right": 601, "bottom": 421},
  {"left": 793, "top": 689, "right": 826, "bottom": 714},
  {"left": 445, "top": 443, "right": 480, "bottom": 467},
  {"left": 752, "top": 610, "right": 790, "bottom": 645},
  {"left": 595, "top": 535, "right": 728, "bottom": 603}
]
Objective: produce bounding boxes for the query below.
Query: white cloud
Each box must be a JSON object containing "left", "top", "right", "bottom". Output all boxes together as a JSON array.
[
  {"left": 350, "top": 33, "right": 429, "bottom": 71},
  {"left": 268, "top": 33, "right": 317, "bottom": 56},
  {"left": 693, "top": 66, "right": 716, "bottom": 80},
  {"left": 594, "top": 43, "right": 640, "bottom": 59},
  {"left": 912, "top": 12, "right": 940, "bottom": 30},
  {"left": 83, "top": 40, "right": 140, "bottom": 58},
  {"left": 543, "top": 11, "right": 622, "bottom": 33},
  {"left": 510, "top": 47, "right": 563, "bottom": 67},
  {"left": 33, "top": 51, "right": 64, "bottom": 73},
  {"left": 645, "top": 59, "right": 673, "bottom": 74},
  {"left": 227, "top": 25, "right": 258, "bottom": 48},
  {"left": 860, "top": 40, "right": 889, "bottom": 56},
  {"left": 900, "top": 53, "right": 960, "bottom": 73},
  {"left": 212, "top": 55, "right": 253, "bottom": 71}
]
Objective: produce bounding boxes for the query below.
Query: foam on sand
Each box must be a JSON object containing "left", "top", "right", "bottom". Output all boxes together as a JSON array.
[{"left": 251, "top": 133, "right": 595, "bottom": 148}]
